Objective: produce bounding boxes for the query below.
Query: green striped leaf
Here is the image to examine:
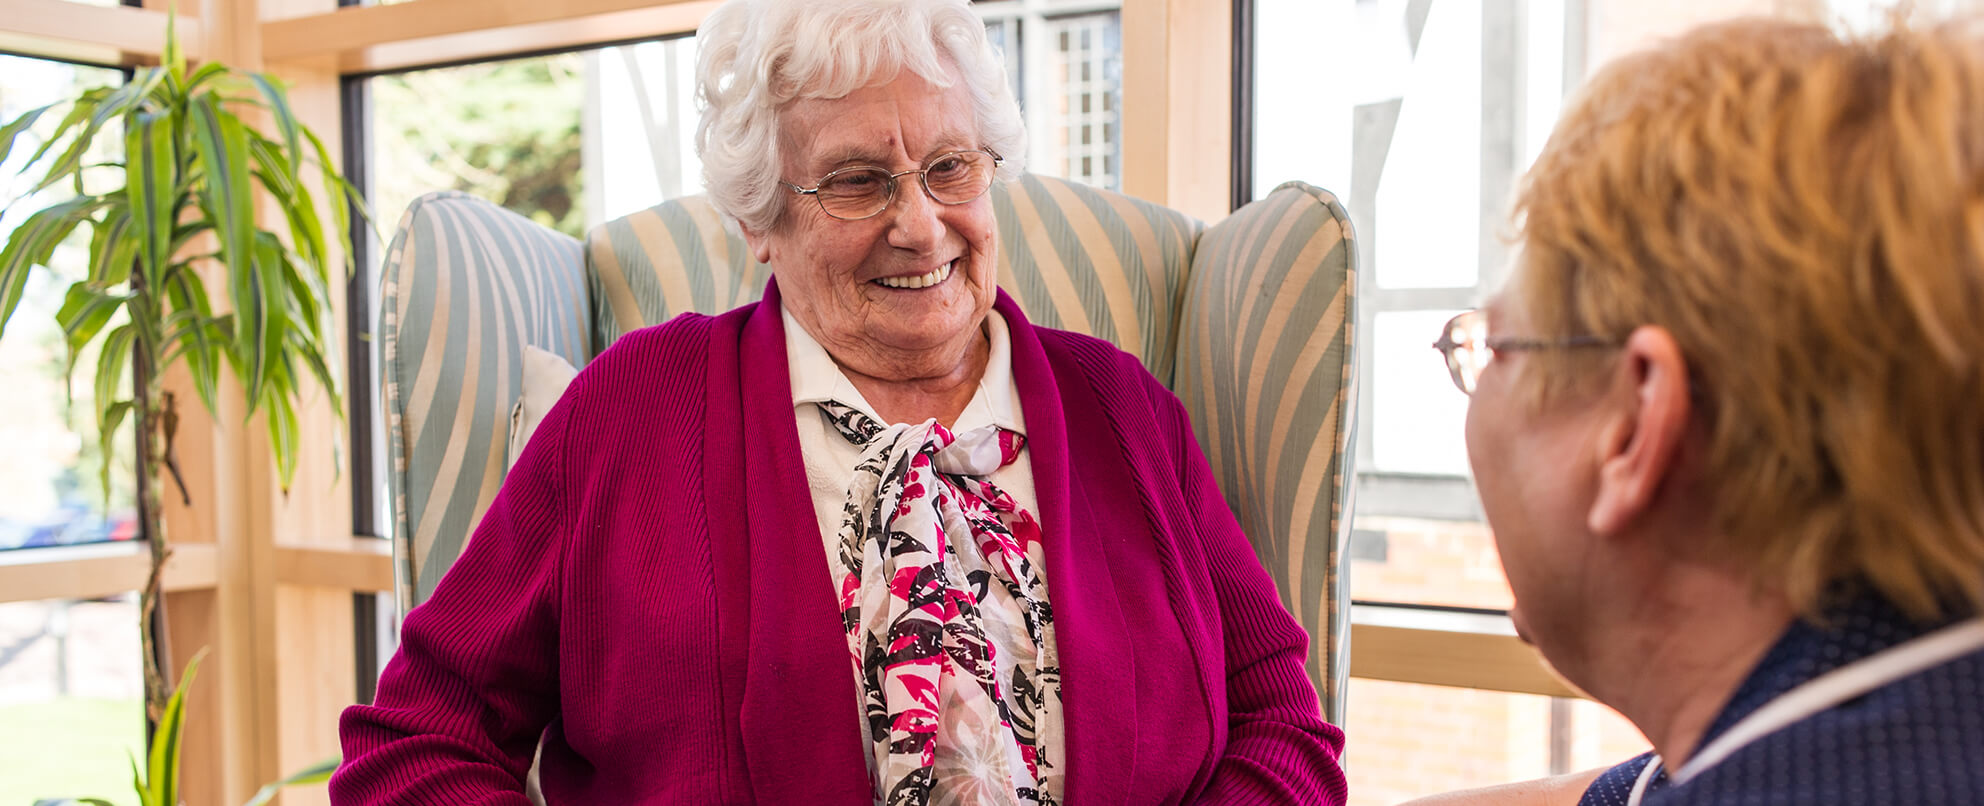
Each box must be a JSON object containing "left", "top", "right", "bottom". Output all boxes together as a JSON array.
[
  {"left": 126, "top": 110, "right": 177, "bottom": 290},
  {"left": 13, "top": 90, "right": 101, "bottom": 180},
  {"left": 91, "top": 322, "right": 135, "bottom": 501},
  {"left": 265, "top": 368, "right": 300, "bottom": 491},
  {"left": 286, "top": 319, "right": 342, "bottom": 420},
  {"left": 163, "top": 6, "right": 184, "bottom": 79},
  {"left": 0, "top": 101, "right": 57, "bottom": 170},
  {"left": 302, "top": 126, "right": 368, "bottom": 273},
  {"left": 249, "top": 135, "right": 328, "bottom": 282},
  {"left": 250, "top": 231, "right": 292, "bottom": 415},
  {"left": 162, "top": 269, "right": 223, "bottom": 415},
  {"left": 56, "top": 281, "right": 128, "bottom": 379},
  {"left": 188, "top": 96, "right": 266, "bottom": 400},
  {"left": 184, "top": 62, "right": 227, "bottom": 94},
  {"left": 27, "top": 69, "right": 161, "bottom": 199},
  {"left": 98, "top": 399, "right": 132, "bottom": 504},
  {"left": 147, "top": 648, "right": 205, "bottom": 806},
  {"left": 129, "top": 752, "right": 151, "bottom": 806},
  {"left": 0, "top": 195, "right": 102, "bottom": 341},
  {"left": 243, "top": 756, "right": 340, "bottom": 806},
  {"left": 88, "top": 200, "right": 138, "bottom": 288},
  {"left": 248, "top": 73, "right": 303, "bottom": 176}
]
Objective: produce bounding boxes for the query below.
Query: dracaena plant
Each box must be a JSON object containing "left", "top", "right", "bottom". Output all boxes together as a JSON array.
[{"left": 0, "top": 15, "right": 365, "bottom": 723}]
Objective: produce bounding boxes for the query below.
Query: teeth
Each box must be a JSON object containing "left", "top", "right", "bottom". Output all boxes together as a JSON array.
[{"left": 877, "top": 261, "right": 955, "bottom": 289}]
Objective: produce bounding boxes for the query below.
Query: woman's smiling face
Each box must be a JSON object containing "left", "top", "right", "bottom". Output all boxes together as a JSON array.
[{"left": 742, "top": 68, "right": 1000, "bottom": 382}]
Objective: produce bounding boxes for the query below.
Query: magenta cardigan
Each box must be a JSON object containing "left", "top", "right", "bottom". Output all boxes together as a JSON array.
[{"left": 333, "top": 281, "right": 1348, "bottom": 804}]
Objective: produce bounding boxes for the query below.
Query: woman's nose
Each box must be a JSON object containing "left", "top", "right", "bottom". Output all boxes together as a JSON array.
[{"left": 885, "top": 179, "right": 947, "bottom": 251}]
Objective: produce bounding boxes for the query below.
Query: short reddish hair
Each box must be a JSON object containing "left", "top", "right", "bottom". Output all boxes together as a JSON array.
[{"left": 1510, "top": 15, "right": 1984, "bottom": 620}]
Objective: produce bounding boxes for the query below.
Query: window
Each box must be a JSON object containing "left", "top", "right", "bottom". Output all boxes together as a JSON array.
[
  {"left": 1345, "top": 680, "right": 1649, "bottom": 803},
  {"left": 0, "top": 51, "right": 146, "bottom": 805},
  {"left": 0, "top": 54, "right": 136, "bottom": 556},
  {"left": 0, "top": 595, "right": 146, "bottom": 806},
  {"left": 977, "top": 0, "right": 1125, "bottom": 190}
]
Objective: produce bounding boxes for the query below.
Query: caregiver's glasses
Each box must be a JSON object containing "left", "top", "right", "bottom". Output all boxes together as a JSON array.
[{"left": 1433, "top": 309, "right": 1620, "bottom": 395}]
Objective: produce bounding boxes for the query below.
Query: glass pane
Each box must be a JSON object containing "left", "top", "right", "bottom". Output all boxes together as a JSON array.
[
  {"left": 0, "top": 597, "right": 145, "bottom": 806},
  {"left": 1350, "top": 517, "right": 1510, "bottom": 609},
  {"left": 1345, "top": 679, "right": 1650, "bottom": 805},
  {"left": 0, "top": 55, "right": 136, "bottom": 554},
  {"left": 1369, "top": 0, "right": 1481, "bottom": 290},
  {"left": 1036, "top": 12, "right": 1122, "bottom": 191},
  {"left": 1371, "top": 310, "right": 1470, "bottom": 475},
  {"left": 369, "top": 53, "right": 589, "bottom": 238},
  {"left": 591, "top": 37, "right": 707, "bottom": 224}
]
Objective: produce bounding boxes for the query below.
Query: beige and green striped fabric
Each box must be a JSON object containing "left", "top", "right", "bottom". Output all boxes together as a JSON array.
[
  {"left": 1176, "top": 181, "right": 1358, "bottom": 723},
  {"left": 584, "top": 174, "right": 1200, "bottom": 380},
  {"left": 381, "top": 191, "right": 592, "bottom": 609}
]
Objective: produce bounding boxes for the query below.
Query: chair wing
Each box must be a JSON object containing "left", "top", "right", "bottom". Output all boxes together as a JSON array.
[
  {"left": 380, "top": 191, "right": 591, "bottom": 611},
  {"left": 1175, "top": 181, "right": 1359, "bottom": 723},
  {"left": 581, "top": 174, "right": 1201, "bottom": 383}
]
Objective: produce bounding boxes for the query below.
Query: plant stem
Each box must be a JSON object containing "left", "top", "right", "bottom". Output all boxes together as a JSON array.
[{"left": 132, "top": 273, "right": 174, "bottom": 726}]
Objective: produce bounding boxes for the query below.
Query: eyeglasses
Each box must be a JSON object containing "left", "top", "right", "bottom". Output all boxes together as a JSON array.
[
  {"left": 782, "top": 149, "right": 1003, "bottom": 221},
  {"left": 1433, "top": 309, "right": 1620, "bottom": 395}
]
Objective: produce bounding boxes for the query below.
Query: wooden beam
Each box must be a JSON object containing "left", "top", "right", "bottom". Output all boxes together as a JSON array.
[
  {"left": 1349, "top": 621, "right": 1585, "bottom": 700},
  {"left": 1120, "top": 0, "right": 1232, "bottom": 223},
  {"left": 0, "top": 542, "right": 218, "bottom": 604},
  {"left": 315, "top": 1, "right": 714, "bottom": 74},
  {"left": 0, "top": 0, "right": 196, "bottom": 64},
  {"left": 275, "top": 539, "right": 393, "bottom": 593},
  {"left": 262, "top": 0, "right": 709, "bottom": 67}
]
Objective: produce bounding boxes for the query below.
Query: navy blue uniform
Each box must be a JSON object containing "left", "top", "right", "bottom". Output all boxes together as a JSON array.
[{"left": 1581, "top": 593, "right": 1984, "bottom": 805}]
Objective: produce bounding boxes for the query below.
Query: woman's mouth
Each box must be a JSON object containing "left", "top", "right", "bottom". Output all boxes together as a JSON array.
[{"left": 874, "top": 260, "right": 955, "bottom": 290}]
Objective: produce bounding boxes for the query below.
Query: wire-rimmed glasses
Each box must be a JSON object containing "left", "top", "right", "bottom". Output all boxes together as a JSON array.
[
  {"left": 1433, "top": 309, "right": 1621, "bottom": 395},
  {"left": 782, "top": 148, "right": 1003, "bottom": 221}
]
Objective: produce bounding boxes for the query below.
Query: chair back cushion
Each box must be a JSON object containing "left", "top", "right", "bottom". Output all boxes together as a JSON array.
[
  {"left": 380, "top": 191, "right": 592, "bottom": 609},
  {"left": 583, "top": 174, "right": 1201, "bottom": 381},
  {"left": 1175, "top": 181, "right": 1359, "bottom": 722}
]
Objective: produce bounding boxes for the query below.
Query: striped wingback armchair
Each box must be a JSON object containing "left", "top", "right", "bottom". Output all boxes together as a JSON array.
[{"left": 379, "top": 174, "right": 1359, "bottom": 720}]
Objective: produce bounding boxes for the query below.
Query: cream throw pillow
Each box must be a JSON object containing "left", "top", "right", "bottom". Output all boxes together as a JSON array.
[
  {"left": 504, "top": 344, "right": 576, "bottom": 805},
  {"left": 507, "top": 345, "right": 580, "bottom": 471}
]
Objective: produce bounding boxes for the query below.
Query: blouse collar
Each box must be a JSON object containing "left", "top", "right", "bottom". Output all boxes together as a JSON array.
[{"left": 781, "top": 302, "right": 1027, "bottom": 436}]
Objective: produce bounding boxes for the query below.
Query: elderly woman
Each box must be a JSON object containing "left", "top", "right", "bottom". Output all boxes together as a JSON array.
[
  {"left": 1413, "top": 15, "right": 1984, "bottom": 806},
  {"left": 330, "top": 0, "right": 1347, "bottom": 803}
]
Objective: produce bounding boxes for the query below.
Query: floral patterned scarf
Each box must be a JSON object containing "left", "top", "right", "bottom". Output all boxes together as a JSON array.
[{"left": 816, "top": 400, "right": 1063, "bottom": 806}]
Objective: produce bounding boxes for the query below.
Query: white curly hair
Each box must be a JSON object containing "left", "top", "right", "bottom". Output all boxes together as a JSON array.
[{"left": 694, "top": 0, "right": 1027, "bottom": 234}]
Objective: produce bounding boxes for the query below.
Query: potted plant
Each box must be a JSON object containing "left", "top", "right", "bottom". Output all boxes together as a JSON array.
[{"left": 0, "top": 13, "right": 365, "bottom": 725}]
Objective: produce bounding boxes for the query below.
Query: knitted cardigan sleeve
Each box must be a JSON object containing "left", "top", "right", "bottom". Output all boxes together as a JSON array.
[
  {"left": 1154, "top": 381, "right": 1351, "bottom": 805},
  {"left": 329, "top": 370, "right": 582, "bottom": 804}
]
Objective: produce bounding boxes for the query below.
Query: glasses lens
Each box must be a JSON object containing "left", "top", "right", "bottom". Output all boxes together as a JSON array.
[
  {"left": 923, "top": 151, "right": 995, "bottom": 204},
  {"left": 816, "top": 168, "right": 893, "bottom": 219},
  {"left": 1442, "top": 311, "right": 1488, "bottom": 395}
]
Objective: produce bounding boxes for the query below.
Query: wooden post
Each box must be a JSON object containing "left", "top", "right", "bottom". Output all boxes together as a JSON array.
[
  {"left": 1121, "top": 0, "right": 1233, "bottom": 223},
  {"left": 152, "top": 0, "right": 356, "bottom": 802}
]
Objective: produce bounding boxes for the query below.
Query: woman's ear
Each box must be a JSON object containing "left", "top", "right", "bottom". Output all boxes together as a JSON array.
[
  {"left": 739, "top": 220, "right": 775, "bottom": 266},
  {"left": 1589, "top": 326, "right": 1693, "bottom": 537}
]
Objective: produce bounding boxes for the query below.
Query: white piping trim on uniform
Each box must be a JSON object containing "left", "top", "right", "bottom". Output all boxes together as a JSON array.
[{"left": 1628, "top": 756, "right": 1660, "bottom": 805}]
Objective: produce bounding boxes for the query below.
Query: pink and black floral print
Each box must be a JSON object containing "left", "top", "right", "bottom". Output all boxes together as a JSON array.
[{"left": 817, "top": 401, "right": 1063, "bottom": 806}]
